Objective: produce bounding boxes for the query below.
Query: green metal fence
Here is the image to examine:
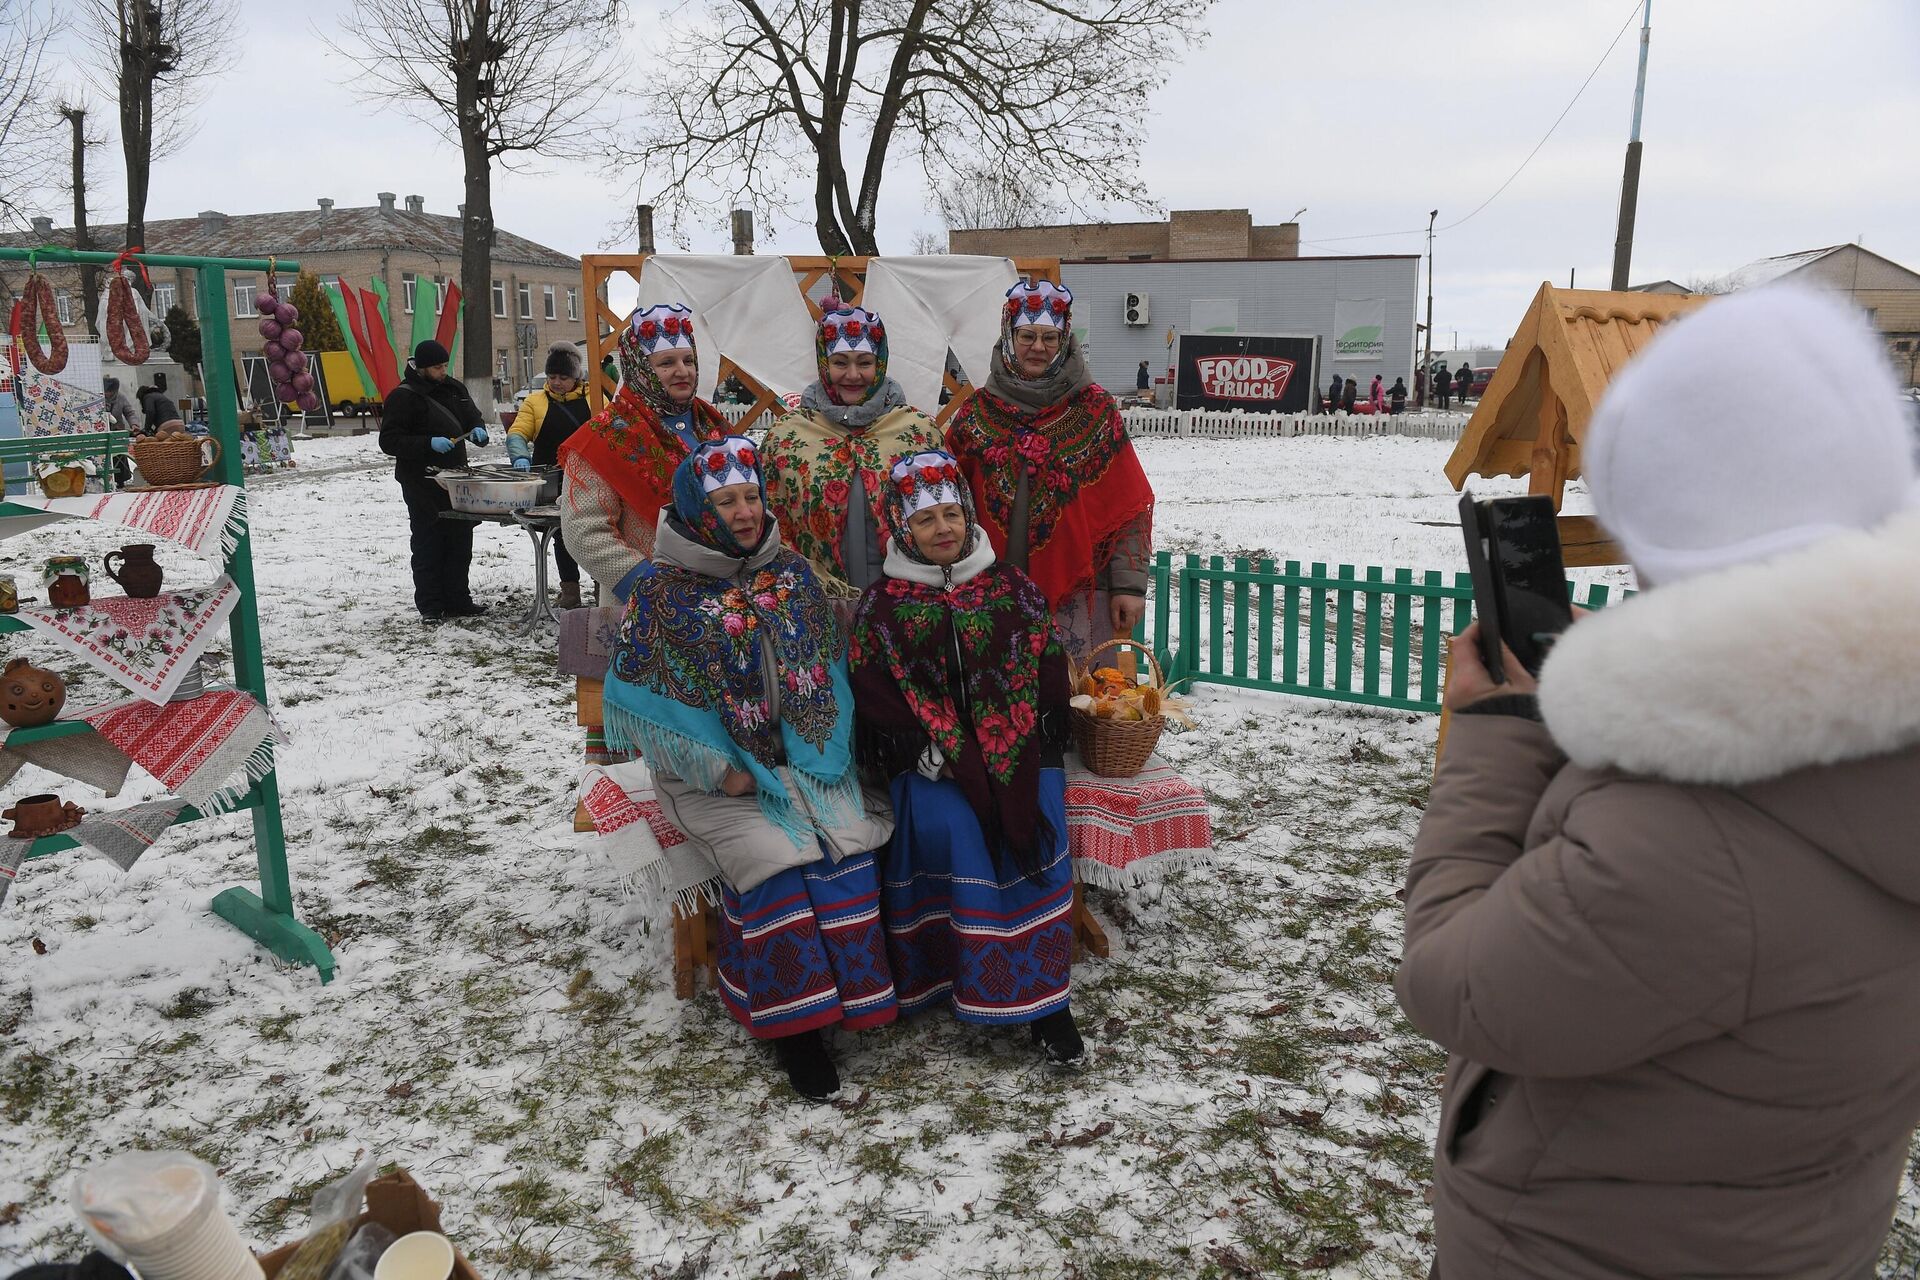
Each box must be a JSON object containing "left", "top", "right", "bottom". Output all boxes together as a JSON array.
[{"left": 1134, "top": 551, "right": 1625, "bottom": 715}]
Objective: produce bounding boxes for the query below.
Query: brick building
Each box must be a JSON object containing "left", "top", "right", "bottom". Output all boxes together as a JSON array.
[
  {"left": 947, "top": 208, "right": 1301, "bottom": 262},
  {"left": 1727, "top": 244, "right": 1920, "bottom": 386},
  {"left": 0, "top": 193, "right": 582, "bottom": 404}
]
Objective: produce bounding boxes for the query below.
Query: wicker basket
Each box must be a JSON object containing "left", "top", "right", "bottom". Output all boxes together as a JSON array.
[
  {"left": 130, "top": 436, "right": 220, "bottom": 487},
  {"left": 1070, "top": 638, "right": 1166, "bottom": 778}
]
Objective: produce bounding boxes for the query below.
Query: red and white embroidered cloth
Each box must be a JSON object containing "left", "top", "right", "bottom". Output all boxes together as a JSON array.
[
  {"left": 81, "top": 689, "right": 280, "bottom": 812},
  {"left": 1065, "top": 756, "right": 1215, "bottom": 891},
  {"left": 577, "top": 760, "right": 721, "bottom": 908},
  {"left": 18, "top": 577, "right": 238, "bottom": 702},
  {"left": 2, "top": 485, "right": 244, "bottom": 560}
]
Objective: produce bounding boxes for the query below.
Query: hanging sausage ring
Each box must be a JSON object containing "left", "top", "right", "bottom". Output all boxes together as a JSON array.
[
  {"left": 102, "top": 248, "right": 153, "bottom": 366},
  {"left": 15, "top": 254, "right": 68, "bottom": 375}
]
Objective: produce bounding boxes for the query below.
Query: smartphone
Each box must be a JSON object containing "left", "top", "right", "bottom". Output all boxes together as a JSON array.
[{"left": 1458, "top": 493, "right": 1573, "bottom": 681}]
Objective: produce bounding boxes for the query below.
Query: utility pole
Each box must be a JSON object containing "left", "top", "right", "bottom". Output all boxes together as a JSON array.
[
  {"left": 1611, "top": 0, "right": 1652, "bottom": 290},
  {"left": 1423, "top": 209, "right": 1437, "bottom": 405}
]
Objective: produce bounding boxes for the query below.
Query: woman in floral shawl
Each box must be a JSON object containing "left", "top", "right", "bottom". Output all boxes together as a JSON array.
[
  {"left": 761, "top": 300, "right": 946, "bottom": 603},
  {"left": 604, "top": 435, "right": 898, "bottom": 1101},
  {"left": 946, "top": 280, "right": 1155, "bottom": 657},
  {"left": 560, "top": 302, "right": 731, "bottom": 602},
  {"left": 849, "top": 449, "right": 1083, "bottom": 1065}
]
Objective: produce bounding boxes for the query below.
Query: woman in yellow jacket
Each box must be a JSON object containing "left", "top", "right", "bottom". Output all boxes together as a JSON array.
[{"left": 508, "top": 342, "right": 593, "bottom": 609}]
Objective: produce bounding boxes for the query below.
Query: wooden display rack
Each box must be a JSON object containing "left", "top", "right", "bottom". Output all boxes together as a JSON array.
[
  {"left": 0, "top": 247, "right": 334, "bottom": 982},
  {"left": 578, "top": 254, "right": 1062, "bottom": 430}
]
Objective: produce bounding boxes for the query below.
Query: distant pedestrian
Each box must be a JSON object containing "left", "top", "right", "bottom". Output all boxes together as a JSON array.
[
  {"left": 1136, "top": 360, "right": 1151, "bottom": 394},
  {"left": 1455, "top": 363, "right": 1474, "bottom": 405},
  {"left": 380, "top": 338, "right": 491, "bottom": 624},
  {"left": 1328, "top": 374, "right": 1345, "bottom": 412},
  {"left": 1370, "top": 374, "right": 1385, "bottom": 414},
  {"left": 1434, "top": 362, "right": 1452, "bottom": 410},
  {"left": 1415, "top": 368, "right": 1427, "bottom": 409},
  {"left": 1389, "top": 377, "right": 1408, "bottom": 414},
  {"left": 1341, "top": 377, "right": 1358, "bottom": 413}
]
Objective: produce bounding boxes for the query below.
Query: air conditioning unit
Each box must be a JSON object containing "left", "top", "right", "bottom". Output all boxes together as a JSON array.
[{"left": 1124, "top": 291, "right": 1150, "bottom": 326}]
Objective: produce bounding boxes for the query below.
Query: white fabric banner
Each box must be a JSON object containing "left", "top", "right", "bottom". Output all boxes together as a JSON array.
[
  {"left": 1333, "top": 298, "right": 1387, "bottom": 362},
  {"left": 634, "top": 256, "right": 819, "bottom": 403},
  {"left": 858, "top": 256, "right": 1021, "bottom": 412}
]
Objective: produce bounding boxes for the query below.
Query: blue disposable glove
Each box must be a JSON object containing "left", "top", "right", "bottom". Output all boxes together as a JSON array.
[
  {"left": 511, "top": 456, "right": 531, "bottom": 471},
  {"left": 429, "top": 436, "right": 455, "bottom": 454},
  {"left": 469, "top": 426, "right": 490, "bottom": 446}
]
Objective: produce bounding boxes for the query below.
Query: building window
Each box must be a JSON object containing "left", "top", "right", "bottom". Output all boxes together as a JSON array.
[
  {"left": 496, "top": 349, "right": 510, "bottom": 379},
  {"left": 153, "top": 282, "right": 177, "bottom": 314},
  {"left": 55, "top": 291, "right": 71, "bottom": 325},
  {"left": 517, "top": 282, "right": 531, "bottom": 319},
  {"left": 565, "top": 286, "right": 578, "bottom": 321},
  {"left": 491, "top": 279, "right": 506, "bottom": 318},
  {"left": 1127, "top": 253, "right": 1154, "bottom": 261},
  {"left": 402, "top": 272, "right": 417, "bottom": 314},
  {"left": 434, "top": 275, "right": 449, "bottom": 315},
  {"left": 542, "top": 285, "right": 556, "bottom": 321},
  {"left": 234, "top": 281, "right": 256, "bottom": 317}
]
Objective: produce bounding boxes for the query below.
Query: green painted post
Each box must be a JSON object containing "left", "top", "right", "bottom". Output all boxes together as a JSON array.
[
  {"left": 1391, "top": 567, "right": 1413, "bottom": 701},
  {"left": 1151, "top": 551, "right": 1173, "bottom": 670},
  {"left": 1451, "top": 571, "right": 1474, "bottom": 634},
  {"left": 195, "top": 263, "right": 334, "bottom": 982},
  {"left": 1232, "top": 556, "right": 1251, "bottom": 678},
  {"left": 1308, "top": 562, "right": 1327, "bottom": 689},
  {"left": 1283, "top": 559, "right": 1300, "bottom": 686},
  {"left": 1207, "top": 555, "right": 1225, "bottom": 677},
  {"left": 1170, "top": 553, "right": 1201, "bottom": 683},
  {"left": 1586, "top": 583, "right": 1611, "bottom": 609},
  {"left": 1334, "top": 564, "right": 1356, "bottom": 693},
  {"left": 1256, "top": 558, "right": 1275, "bottom": 683},
  {"left": 1420, "top": 570, "right": 1442, "bottom": 705},
  {"left": 1363, "top": 566, "right": 1383, "bottom": 697}
]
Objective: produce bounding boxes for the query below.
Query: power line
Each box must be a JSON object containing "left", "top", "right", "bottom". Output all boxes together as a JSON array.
[{"left": 1299, "top": 0, "right": 1646, "bottom": 251}]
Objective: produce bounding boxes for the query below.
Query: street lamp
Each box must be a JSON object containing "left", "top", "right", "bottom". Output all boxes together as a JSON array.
[{"left": 1423, "top": 210, "right": 1438, "bottom": 405}]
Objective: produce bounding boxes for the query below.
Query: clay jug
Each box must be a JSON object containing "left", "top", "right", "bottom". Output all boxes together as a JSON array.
[
  {"left": 0, "top": 658, "right": 66, "bottom": 728},
  {"left": 104, "top": 544, "right": 164, "bottom": 598}
]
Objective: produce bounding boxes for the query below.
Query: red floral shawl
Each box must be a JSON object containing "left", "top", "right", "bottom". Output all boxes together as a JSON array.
[
  {"left": 558, "top": 386, "right": 730, "bottom": 522},
  {"left": 946, "top": 384, "right": 1154, "bottom": 610}
]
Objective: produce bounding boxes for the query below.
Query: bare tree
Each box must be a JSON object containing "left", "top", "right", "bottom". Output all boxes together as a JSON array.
[
  {"left": 79, "top": 0, "right": 241, "bottom": 284},
  {"left": 328, "top": 0, "right": 625, "bottom": 388},
  {"left": 1681, "top": 272, "right": 1739, "bottom": 296},
  {"left": 625, "top": 0, "right": 1214, "bottom": 257},
  {"left": 0, "top": 0, "right": 62, "bottom": 229},
  {"left": 57, "top": 98, "right": 111, "bottom": 336},
  {"left": 932, "top": 159, "right": 1064, "bottom": 232},
  {"left": 907, "top": 228, "right": 945, "bottom": 255}
]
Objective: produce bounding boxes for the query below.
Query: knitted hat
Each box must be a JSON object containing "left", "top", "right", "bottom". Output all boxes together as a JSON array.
[
  {"left": 413, "top": 339, "right": 450, "bottom": 368},
  {"left": 545, "top": 342, "right": 583, "bottom": 379},
  {"left": 1003, "top": 279, "right": 1073, "bottom": 331},
  {"left": 671, "top": 435, "right": 768, "bottom": 557},
  {"left": 1583, "top": 284, "right": 1916, "bottom": 585}
]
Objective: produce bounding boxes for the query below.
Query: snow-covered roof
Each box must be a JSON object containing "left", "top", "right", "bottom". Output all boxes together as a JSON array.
[{"left": 1725, "top": 246, "right": 1850, "bottom": 291}]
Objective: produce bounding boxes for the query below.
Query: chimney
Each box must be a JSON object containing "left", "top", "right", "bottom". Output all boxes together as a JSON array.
[
  {"left": 730, "top": 208, "right": 754, "bottom": 255},
  {"left": 457, "top": 203, "right": 465, "bottom": 219},
  {"left": 30, "top": 215, "right": 53, "bottom": 236},
  {"left": 404, "top": 194, "right": 424, "bottom": 214},
  {"left": 317, "top": 198, "right": 334, "bottom": 217},
  {"left": 198, "top": 209, "right": 228, "bottom": 231},
  {"left": 377, "top": 192, "right": 396, "bottom": 213}
]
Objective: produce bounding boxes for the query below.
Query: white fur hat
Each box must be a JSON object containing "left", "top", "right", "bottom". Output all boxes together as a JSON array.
[{"left": 1582, "top": 284, "right": 1916, "bottom": 584}]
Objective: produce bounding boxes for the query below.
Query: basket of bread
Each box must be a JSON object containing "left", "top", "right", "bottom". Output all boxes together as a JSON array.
[
  {"left": 1069, "top": 638, "right": 1170, "bottom": 778},
  {"left": 131, "top": 426, "right": 221, "bottom": 487}
]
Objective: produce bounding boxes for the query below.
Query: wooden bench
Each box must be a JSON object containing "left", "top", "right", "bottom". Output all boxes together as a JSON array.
[{"left": 0, "top": 429, "right": 130, "bottom": 493}]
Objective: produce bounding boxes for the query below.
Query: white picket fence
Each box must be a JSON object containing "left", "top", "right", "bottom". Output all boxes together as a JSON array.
[{"left": 718, "top": 400, "right": 1471, "bottom": 443}]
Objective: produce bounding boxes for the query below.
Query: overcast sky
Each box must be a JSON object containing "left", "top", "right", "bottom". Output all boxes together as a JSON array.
[{"left": 40, "top": 0, "right": 1920, "bottom": 345}]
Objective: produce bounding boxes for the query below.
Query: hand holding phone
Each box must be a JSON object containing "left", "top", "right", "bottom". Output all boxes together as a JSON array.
[{"left": 1458, "top": 493, "right": 1573, "bottom": 682}]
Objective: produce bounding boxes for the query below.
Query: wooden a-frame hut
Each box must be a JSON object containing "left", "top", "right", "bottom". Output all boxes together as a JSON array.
[{"left": 1445, "top": 283, "right": 1709, "bottom": 565}]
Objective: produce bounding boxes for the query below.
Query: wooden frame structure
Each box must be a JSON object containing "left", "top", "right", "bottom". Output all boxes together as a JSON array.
[
  {"left": 1444, "top": 282, "right": 1708, "bottom": 567},
  {"left": 0, "top": 246, "right": 334, "bottom": 982},
  {"left": 579, "top": 254, "right": 1062, "bottom": 428}
]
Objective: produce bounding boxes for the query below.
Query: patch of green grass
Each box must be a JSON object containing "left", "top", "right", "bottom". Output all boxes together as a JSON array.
[
  {"left": 853, "top": 1140, "right": 910, "bottom": 1181},
  {"left": 605, "top": 1131, "right": 681, "bottom": 1216},
  {"left": 257, "top": 1011, "right": 299, "bottom": 1042},
  {"left": 1238, "top": 1024, "right": 1317, "bottom": 1082},
  {"left": 160, "top": 987, "right": 216, "bottom": 1020}
]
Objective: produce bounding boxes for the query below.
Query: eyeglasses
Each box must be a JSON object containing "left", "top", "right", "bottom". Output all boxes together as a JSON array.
[{"left": 1013, "top": 330, "right": 1063, "bottom": 349}]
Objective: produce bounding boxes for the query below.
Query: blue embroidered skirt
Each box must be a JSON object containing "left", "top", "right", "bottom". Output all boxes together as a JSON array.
[
  {"left": 715, "top": 847, "right": 900, "bottom": 1039},
  {"left": 881, "top": 767, "right": 1075, "bottom": 1023}
]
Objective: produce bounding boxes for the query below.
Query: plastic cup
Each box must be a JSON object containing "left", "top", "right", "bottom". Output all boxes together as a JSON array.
[{"left": 373, "top": 1231, "right": 455, "bottom": 1280}]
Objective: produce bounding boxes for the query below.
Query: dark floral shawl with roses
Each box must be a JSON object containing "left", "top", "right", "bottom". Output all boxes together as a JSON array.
[
  {"left": 761, "top": 404, "right": 947, "bottom": 593},
  {"left": 946, "top": 383, "right": 1155, "bottom": 611},
  {"left": 850, "top": 562, "right": 1070, "bottom": 878}
]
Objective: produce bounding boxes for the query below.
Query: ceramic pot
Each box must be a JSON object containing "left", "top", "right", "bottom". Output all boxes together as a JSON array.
[
  {"left": 0, "top": 658, "right": 65, "bottom": 728},
  {"left": 2, "top": 793, "right": 81, "bottom": 840},
  {"left": 104, "top": 543, "right": 164, "bottom": 598}
]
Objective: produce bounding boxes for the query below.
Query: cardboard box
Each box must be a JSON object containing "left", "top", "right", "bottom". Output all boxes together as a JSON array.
[{"left": 257, "top": 1168, "right": 481, "bottom": 1280}]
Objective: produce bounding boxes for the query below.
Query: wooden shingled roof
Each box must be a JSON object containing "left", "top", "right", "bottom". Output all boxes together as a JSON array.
[{"left": 1445, "top": 283, "right": 1709, "bottom": 513}]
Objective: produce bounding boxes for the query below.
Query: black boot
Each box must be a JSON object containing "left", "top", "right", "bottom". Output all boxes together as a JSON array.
[
  {"left": 773, "top": 1028, "right": 840, "bottom": 1102},
  {"left": 1030, "top": 1008, "right": 1084, "bottom": 1066}
]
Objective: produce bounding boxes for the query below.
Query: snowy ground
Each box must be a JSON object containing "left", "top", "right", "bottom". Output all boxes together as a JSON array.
[{"left": 0, "top": 434, "right": 1914, "bottom": 1277}]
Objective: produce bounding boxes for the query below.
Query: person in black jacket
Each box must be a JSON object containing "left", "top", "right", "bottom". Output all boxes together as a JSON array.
[
  {"left": 1328, "top": 374, "right": 1345, "bottom": 412},
  {"left": 1389, "top": 376, "right": 1408, "bottom": 414},
  {"left": 379, "top": 339, "right": 493, "bottom": 623},
  {"left": 1455, "top": 362, "right": 1474, "bottom": 405},
  {"left": 1433, "top": 361, "right": 1452, "bottom": 410},
  {"left": 1341, "top": 376, "right": 1358, "bottom": 413}
]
